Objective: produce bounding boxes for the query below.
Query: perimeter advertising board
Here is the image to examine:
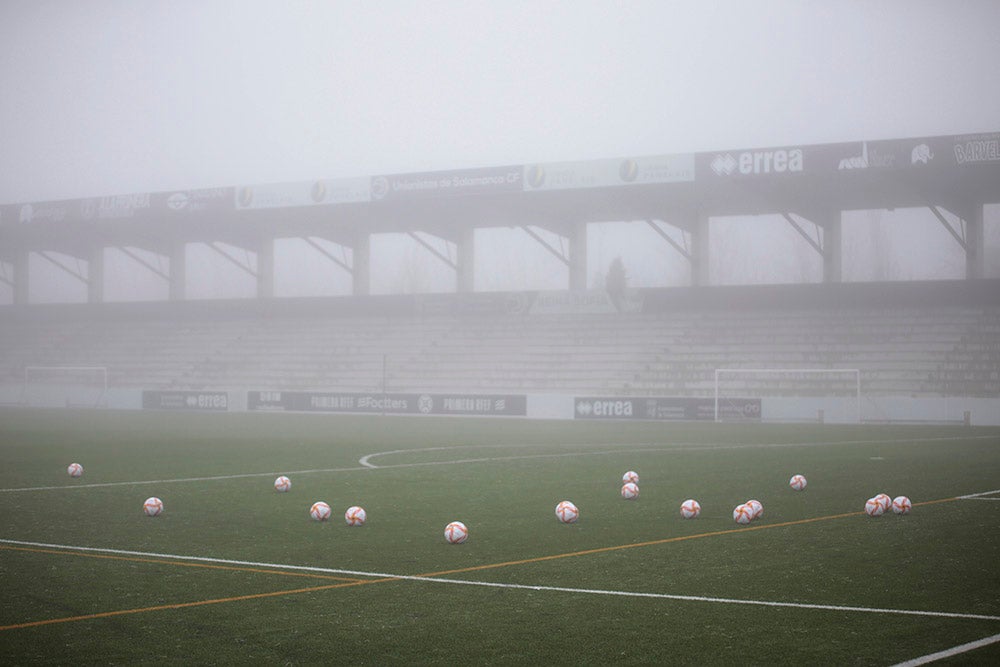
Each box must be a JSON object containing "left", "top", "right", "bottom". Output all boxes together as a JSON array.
[
  {"left": 523, "top": 154, "right": 694, "bottom": 192},
  {"left": 370, "top": 166, "right": 523, "bottom": 201},
  {"left": 142, "top": 390, "right": 229, "bottom": 411},
  {"left": 248, "top": 391, "right": 527, "bottom": 416},
  {"left": 574, "top": 396, "right": 760, "bottom": 421}
]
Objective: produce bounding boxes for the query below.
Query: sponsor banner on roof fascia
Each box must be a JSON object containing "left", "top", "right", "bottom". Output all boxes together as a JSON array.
[
  {"left": 574, "top": 396, "right": 761, "bottom": 421},
  {"left": 248, "top": 391, "right": 526, "bottom": 416},
  {"left": 523, "top": 154, "right": 694, "bottom": 191},
  {"left": 370, "top": 165, "right": 522, "bottom": 201},
  {"left": 142, "top": 390, "right": 229, "bottom": 411},
  {"left": 815, "top": 132, "right": 1000, "bottom": 172},
  {"left": 153, "top": 187, "right": 235, "bottom": 214},
  {"left": 235, "top": 177, "right": 371, "bottom": 210},
  {"left": 698, "top": 142, "right": 859, "bottom": 178},
  {"left": 15, "top": 199, "right": 78, "bottom": 224}
]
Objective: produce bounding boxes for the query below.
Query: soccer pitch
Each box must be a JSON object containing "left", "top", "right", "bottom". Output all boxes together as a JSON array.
[{"left": 1, "top": 409, "right": 999, "bottom": 665}]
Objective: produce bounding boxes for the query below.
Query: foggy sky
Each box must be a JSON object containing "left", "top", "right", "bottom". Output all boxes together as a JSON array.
[{"left": 2, "top": 1, "right": 999, "bottom": 302}]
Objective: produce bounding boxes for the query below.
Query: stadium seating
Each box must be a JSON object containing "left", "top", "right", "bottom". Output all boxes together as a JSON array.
[{"left": 1, "top": 286, "right": 998, "bottom": 399}]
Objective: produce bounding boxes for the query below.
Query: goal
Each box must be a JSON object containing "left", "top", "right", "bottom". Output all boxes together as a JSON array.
[
  {"left": 714, "top": 368, "right": 861, "bottom": 423},
  {"left": 23, "top": 366, "right": 109, "bottom": 409}
]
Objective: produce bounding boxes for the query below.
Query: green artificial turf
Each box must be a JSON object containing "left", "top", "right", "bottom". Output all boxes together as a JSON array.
[{"left": 1, "top": 408, "right": 998, "bottom": 664}]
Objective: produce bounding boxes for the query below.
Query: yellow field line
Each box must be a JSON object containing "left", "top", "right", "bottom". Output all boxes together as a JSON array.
[
  {"left": 0, "top": 495, "right": 963, "bottom": 631},
  {"left": 418, "top": 496, "right": 961, "bottom": 578},
  {"left": 0, "top": 545, "right": 363, "bottom": 583},
  {"left": 0, "top": 578, "right": 396, "bottom": 632}
]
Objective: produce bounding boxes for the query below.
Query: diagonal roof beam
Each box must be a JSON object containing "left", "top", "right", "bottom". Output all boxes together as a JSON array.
[
  {"left": 207, "top": 242, "right": 257, "bottom": 278},
  {"left": 407, "top": 231, "right": 457, "bottom": 270},
  {"left": 781, "top": 213, "right": 824, "bottom": 256},
  {"left": 304, "top": 237, "right": 353, "bottom": 275},
  {"left": 520, "top": 225, "right": 569, "bottom": 266},
  {"left": 37, "top": 251, "right": 89, "bottom": 284},
  {"left": 646, "top": 219, "right": 691, "bottom": 260}
]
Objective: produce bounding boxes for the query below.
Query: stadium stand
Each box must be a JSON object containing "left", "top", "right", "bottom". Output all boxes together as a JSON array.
[{"left": 1, "top": 280, "right": 998, "bottom": 400}]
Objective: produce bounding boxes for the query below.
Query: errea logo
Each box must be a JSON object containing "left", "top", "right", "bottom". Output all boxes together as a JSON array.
[{"left": 710, "top": 148, "right": 803, "bottom": 176}]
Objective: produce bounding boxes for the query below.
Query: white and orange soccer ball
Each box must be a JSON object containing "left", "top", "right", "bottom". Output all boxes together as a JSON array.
[
  {"left": 274, "top": 475, "right": 291, "bottom": 493},
  {"left": 864, "top": 497, "right": 884, "bottom": 517},
  {"left": 555, "top": 500, "right": 579, "bottom": 524},
  {"left": 680, "top": 499, "right": 701, "bottom": 519},
  {"left": 892, "top": 496, "right": 912, "bottom": 514},
  {"left": 444, "top": 521, "right": 468, "bottom": 544},
  {"left": 143, "top": 497, "right": 163, "bottom": 517},
  {"left": 789, "top": 474, "right": 807, "bottom": 491},
  {"left": 622, "top": 470, "right": 639, "bottom": 485},
  {"left": 872, "top": 493, "right": 890, "bottom": 512},
  {"left": 344, "top": 506, "right": 366, "bottom": 526},
  {"left": 621, "top": 482, "right": 640, "bottom": 500},
  {"left": 733, "top": 503, "right": 754, "bottom": 525},
  {"left": 310, "top": 501, "right": 332, "bottom": 521},
  {"left": 67, "top": 463, "right": 83, "bottom": 478},
  {"left": 745, "top": 499, "right": 763, "bottom": 520}
]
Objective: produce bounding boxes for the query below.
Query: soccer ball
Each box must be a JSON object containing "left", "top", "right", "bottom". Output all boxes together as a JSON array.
[
  {"left": 874, "top": 493, "right": 891, "bottom": 512},
  {"left": 621, "top": 482, "right": 639, "bottom": 500},
  {"left": 680, "top": 499, "right": 701, "bottom": 519},
  {"left": 864, "top": 497, "right": 884, "bottom": 517},
  {"left": 274, "top": 475, "right": 291, "bottom": 492},
  {"left": 555, "top": 500, "right": 579, "bottom": 524},
  {"left": 143, "top": 497, "right": 163, "bottom": 517},
  {"left": 733, "top": 503, "right": 753, "bottom": 525},
  {"left": 622, "top": 470, "right": 639, "bottom": 484},
  {"left": 67, "top": 463, "right": 83, "bottom": 478},
  {"left": 310, "top": 501, "right": 332, "bottom": 521},
  {"left": 892, "top": 496, "right": 912, "bottom": 514},
  {"left": 745, "top": 499, "right": 763, "bottom": 520},
  {"left": 444, "top": 521, "right": 468, "bottom": 544},
  {"left": 789, "top": 474, "right": 807, "bottom": 491},
  {"left": 344, "top": 506, "right": 366, "bottom": 526}
]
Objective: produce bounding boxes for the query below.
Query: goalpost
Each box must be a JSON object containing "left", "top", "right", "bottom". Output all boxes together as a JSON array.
[
  {"left": 714, "top": 368, "right": 861, "bottom": 423},
  {"left": 23, "top": 366, "right": 109, "bottom": 408}
]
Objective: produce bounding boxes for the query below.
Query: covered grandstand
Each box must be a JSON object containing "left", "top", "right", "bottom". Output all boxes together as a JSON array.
[{"left": 1, "top": 131, "right": 998, "bottom": 423}]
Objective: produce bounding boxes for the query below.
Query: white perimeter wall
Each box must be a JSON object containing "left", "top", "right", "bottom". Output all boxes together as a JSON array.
[{"left": 2, "top": 385, "right": 999, "bottom": 426}]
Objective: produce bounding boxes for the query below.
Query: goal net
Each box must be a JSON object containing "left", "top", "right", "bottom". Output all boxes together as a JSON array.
[
  {"left": 23, "top": 366, "right": 108, "bottom": 408},
  {"left": 714, "top": 368, "right": 861, "bottom": 423}
]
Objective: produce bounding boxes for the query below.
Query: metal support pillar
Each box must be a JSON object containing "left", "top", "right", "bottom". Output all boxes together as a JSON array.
[
  {"left": 88, "top": 246, "right": 105, "bottom": 303},
  {"left": 569, "top": 223, "right": 587, "bottom": 291},
  {"left": 692, "top": 209, "right": 711, "bottom": 286},
  {"left": 456, "top": 226, "right": 475, "bottom": 293},
  {"left": 967, "top": 203, "right": 984, "bottom": 280},
  {"left": 169, "top": 241, "right": 186, "bottom": 301},
  {"left": 353, "top": 232, "right": 370, "bottom": 296},
  {"left": 823, "top": 212, "right": 842, "bottom": 283},
  {"left": 14, "top": 248, "right": 30, "bottom": 305},
  {"left": 257, "top": 237, "right": 274, "bottom": 299}
]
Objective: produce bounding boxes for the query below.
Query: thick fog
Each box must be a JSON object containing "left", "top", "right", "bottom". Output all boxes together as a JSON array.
[{"left": 2, "top": 1, "right": 999, "bottom": 303}]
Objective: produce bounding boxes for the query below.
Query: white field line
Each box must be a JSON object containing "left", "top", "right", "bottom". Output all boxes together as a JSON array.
[
  {"left": 357, "top": 434, "right": 1000, "bottom": 469},
  {"left": 890, "top": 632, "right": 1000, "bottom": 666},
  {"left": 3, "top": 435, "right": 997, "bottom": 494},
  {"left": 2, "top": 538, "right": 999, "bottom": 624},
  {"left": 0, "top": 466, "right": 370, "bottom": 493},
  {"left": 957, "top": 489, "right": 1000, "bottom": 499}
]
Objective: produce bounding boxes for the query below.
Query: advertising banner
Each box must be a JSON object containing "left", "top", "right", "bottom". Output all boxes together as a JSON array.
[
  {"left": 697, "top": 142, "right": 859, "bottom": 179},
  {"left": 370, "top": 166, "right": 523, "bottom": 201},
  {"left": 523, "top": 154, "right": 694, "bottom": 191},
  {"left": 235, "top": 178, "right": 370, "bottom": 210},
  {"left": 574, "top": 396, "right": 760, "bottom": 421},
  {"left": 142, "top": 390, "right": 229, "bottom": 411},
  {"left": 248, "top": 391, "right": 527, "bottom": 416},
  {"left": 154, "top": 187, "right": 235, "bottom": 214}
]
